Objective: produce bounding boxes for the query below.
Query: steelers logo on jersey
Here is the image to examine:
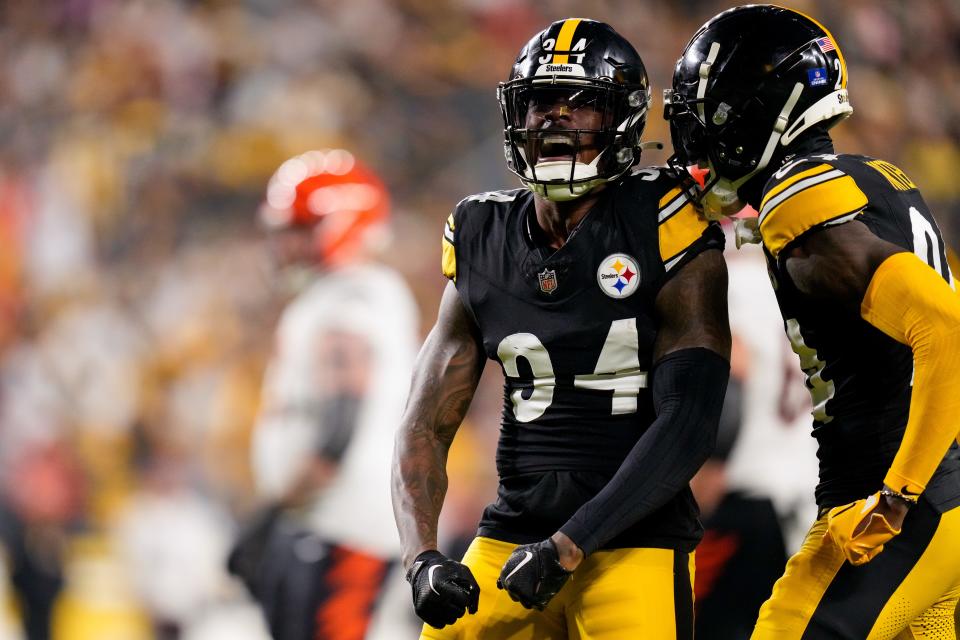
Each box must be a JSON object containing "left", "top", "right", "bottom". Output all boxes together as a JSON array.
[{"left": 596, "top": 253, "right": 640, "bottom": 298}]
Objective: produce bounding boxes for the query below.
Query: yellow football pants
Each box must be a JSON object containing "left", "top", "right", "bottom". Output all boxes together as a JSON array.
[
  {"left": 753, "top": 500, "right": 960, "bottom": 639},
  {"left": 420, "top": 537, "right": 695, "bottom": 640}
]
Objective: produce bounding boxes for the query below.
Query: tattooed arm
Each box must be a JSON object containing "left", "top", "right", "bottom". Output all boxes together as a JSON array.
[{"left": 392, "top": 281, "right": 485, "bottom": 570}]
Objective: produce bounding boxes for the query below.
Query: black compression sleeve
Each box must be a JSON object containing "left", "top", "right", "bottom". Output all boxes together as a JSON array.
[{"left": 559, "top": 347, "right": 729, "bottom": 555}]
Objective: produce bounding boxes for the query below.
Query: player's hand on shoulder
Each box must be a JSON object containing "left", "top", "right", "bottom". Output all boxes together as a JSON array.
[
  {"left": 496, "top": 538, "right": 572, "bottom": 610},
  {"left": 406, "top": 550, "right": 480, "bottom": 629},
  {"left": 825, "top": 488, "right": 912, "bottom": 565}
]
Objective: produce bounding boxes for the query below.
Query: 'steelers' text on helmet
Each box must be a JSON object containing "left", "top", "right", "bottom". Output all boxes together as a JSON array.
[
  {"left": 499, "top": 18, "right": 652, "bottom": 202},
  {"left": 259, "top": 149, "right": 389, "bottom": 266},
  {"left": 663, "top": 5, "right": 852, "bottom": 219}
]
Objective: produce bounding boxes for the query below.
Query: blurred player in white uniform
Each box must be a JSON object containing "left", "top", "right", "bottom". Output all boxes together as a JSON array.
[
  {"left": 229, "top": 149, "right": 420, "bottom": 640},
  {"left": 691, "top": 222, "right": 820, "bottom": 639},
  {"left": 723, "top": 233, "right": 819, "bottom": 552}
]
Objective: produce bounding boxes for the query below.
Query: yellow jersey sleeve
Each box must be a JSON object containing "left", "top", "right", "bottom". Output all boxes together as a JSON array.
[
  {"left": 657, "top": 187, "right": 710, "bottom": 272},
  {"left": 758, "top": 163, "right": 868, "bottom": 258},
  {"left": 441, "top": 213, "right": 456, "bottom": 281},
  {"left": 860, "top": 252, "right": 960, "bottom": 495}
]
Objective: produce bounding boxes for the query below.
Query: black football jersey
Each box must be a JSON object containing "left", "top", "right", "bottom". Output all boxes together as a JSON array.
[
  {"left": 441, "top": 168, "right": 724, "bottom": 551},
  {"left": 757, "top": 153, "right": 960, "bottom": 509}
]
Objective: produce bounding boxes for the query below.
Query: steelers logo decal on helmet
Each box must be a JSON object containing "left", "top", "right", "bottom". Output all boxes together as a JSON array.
[{"left": 597, "top": 253, "right": 640, "bottom": 298}]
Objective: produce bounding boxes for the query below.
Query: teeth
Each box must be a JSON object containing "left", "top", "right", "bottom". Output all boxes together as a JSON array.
[{"left": 542, "top": 135, "right": 573, "bottom": 144}]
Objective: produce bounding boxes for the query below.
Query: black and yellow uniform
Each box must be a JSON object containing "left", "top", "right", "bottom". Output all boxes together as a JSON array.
[
  {"left": 753, "top": 151, "right": 960, "bottom": 639},
  {"left": 429, "top": 168, "right": 722, "bottom": 639},
  {"left": 759, "top": 153, "right": 959, "bottom": 508}
]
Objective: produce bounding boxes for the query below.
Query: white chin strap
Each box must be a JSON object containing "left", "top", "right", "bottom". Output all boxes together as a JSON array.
[
  {"left": 700, "top": 81, "right": 806, "bottom": 221},
  {"left": 522, "top": 151, "right": 607, "bottom": 202}
]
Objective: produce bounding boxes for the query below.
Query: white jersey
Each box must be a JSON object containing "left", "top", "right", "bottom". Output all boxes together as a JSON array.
[
  {"left": 723, "top": 243, "right": 819, "bottom": 551},
  {"left": 252, "top": 263, "right": 419, "bottom": 557}
]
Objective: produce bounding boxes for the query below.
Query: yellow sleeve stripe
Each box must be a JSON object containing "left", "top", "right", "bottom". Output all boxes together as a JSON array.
[
  {"left": 759, "top": 174, "right": 868, "bottom": 257},
  {"left": 657, "top": 188, "right": 687, "bottom": 223},
  {"left": 441, "top": 213, "right": 456, "bottom": 281},
  {"left": 658, "top": 187, "right": 682, "bottom": 209},
  {"left": 659, "top": 202, "right": 708, "bottom": 268},
  {"left": 444, "top": 213, "right": 455, "bottom": 244},
  {"left": 441, "top": 237, "right": 456, "bottom": 281},
  {"left": 760, "top": 164, "right": 834, "bottom": 212},
  {"left": 759, "top": 168, "right": 845, "bottom": 223},
  {"left": 551, "top": 18, "right": 582, "bottom": 64}
]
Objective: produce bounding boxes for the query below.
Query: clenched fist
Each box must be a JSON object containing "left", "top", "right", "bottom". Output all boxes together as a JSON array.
[{"left": 407, "top": 550, "right": 480, "bottom": 628}]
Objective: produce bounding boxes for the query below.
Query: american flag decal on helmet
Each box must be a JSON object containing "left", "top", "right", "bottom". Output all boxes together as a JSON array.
[{"left": 815, "top": 36, "right": 835, "bottom": 53}]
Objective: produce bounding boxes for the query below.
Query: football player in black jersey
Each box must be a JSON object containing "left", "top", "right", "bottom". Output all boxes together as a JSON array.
[
  {"left": 391, "top": 18, "right": 731, "bottom": 640},
  {"left": 665, "top": 5, "right": 960, "bottom": 638}
]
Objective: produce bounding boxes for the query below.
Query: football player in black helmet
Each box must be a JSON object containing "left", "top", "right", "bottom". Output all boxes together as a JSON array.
[
  {"left": 498, "top": 19, "right": 655, "bottom": 202},
  {"left": 393, "top": 18, "right": 731, "bottom": 639},
  {"left": 666, "top": 5, "right": 960, "bottom": 638}
]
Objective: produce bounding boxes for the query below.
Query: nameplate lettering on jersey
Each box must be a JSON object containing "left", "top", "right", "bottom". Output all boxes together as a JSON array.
[{"left": 866, "top": 160, "right": 917, "bottom": 192}]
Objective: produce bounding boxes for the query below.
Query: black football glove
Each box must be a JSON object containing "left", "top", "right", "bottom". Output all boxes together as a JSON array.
[
  {"left": 406, "top": 550, "right": 480, "bottom": 629},
  {"left": 496, "top": 538, "right": 572, "bottom": 610}
]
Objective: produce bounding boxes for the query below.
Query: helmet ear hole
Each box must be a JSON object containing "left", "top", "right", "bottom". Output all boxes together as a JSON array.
[
  {"left": 616, "top": 147, "right": 634, "bottom": 165},
  {"left": 627, "top": 90, "right": 647, "bottom": 108}
]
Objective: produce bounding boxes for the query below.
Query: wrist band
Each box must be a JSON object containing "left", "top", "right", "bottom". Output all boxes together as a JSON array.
[{"left": 880, "top": 488, "right": 918, "bottom": 506}]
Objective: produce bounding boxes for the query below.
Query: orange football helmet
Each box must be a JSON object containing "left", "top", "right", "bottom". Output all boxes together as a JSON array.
[{"left": 259, "top": 149, "right": 389, "bottom": 267}]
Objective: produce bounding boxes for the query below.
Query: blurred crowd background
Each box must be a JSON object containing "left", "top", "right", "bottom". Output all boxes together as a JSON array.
[{"left": 0, "top": 0, "right": 958, "bottom": 638}]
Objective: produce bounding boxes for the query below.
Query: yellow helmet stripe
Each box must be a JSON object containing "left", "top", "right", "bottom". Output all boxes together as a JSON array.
[
  {"left": 777, "top": 5, "right": 848, "bottom": 88},
  {"left": 552, "top": 18, "right": 582, "bottom": 64}
]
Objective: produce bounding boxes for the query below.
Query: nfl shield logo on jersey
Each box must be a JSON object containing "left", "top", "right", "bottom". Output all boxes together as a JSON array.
[{"left": 538, "top": 268, "right": 558, "bottom": 294}]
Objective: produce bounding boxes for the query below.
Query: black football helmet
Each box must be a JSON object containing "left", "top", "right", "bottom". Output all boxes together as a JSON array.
[
  {"left": 498, "top": 19, "right": 652, "bottom": 201},
  {"left": 664, "top": 5, "right": 852, "bottom": 218}
]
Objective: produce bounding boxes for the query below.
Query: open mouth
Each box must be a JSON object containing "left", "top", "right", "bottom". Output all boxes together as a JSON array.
[{"left": 537, "top": 135, "right": 577, "bottom": 162}]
